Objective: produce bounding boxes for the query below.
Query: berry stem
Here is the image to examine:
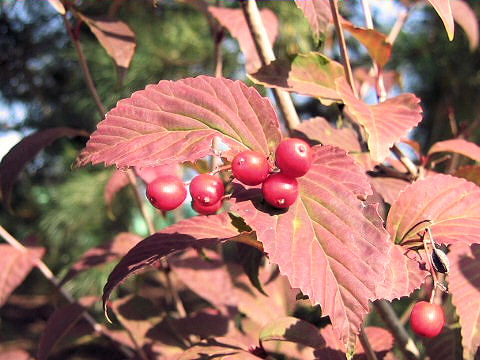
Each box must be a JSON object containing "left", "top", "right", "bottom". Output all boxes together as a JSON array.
[{"left": 210, "top": 164, "right": 231, "bottom": 176}]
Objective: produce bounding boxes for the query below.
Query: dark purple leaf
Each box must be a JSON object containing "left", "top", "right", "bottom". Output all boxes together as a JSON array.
[
  {"left": 386, "top": 174, "right": 480, "bottom": 245},
  {"left": 424, "top": 327, "right": 463, "bottom": 360},
  {"left": 230, "top": 145, "right": 391, "bottom": 347},
  {"left": 0, "top": 127, "right": 88, "bottom": 209},
  {"left": 77, "top": 76, "right": 281, "bottom": 168}
]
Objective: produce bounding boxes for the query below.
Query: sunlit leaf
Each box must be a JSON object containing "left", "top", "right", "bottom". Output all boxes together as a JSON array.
[
  {"left": 77, "top": 13, "right": 136, "bottom": 69},
  {"left": 451, "top": 0, "right": 479, "bottom": 50},
  {"left": 249, "top": 52, "right": 345, "bottom": 102},
  {"left": 427, "top": 0, "right": 455, "bottom": 41},
  {"left": 369, "top": 176, "right": 410, "bottom": 205},
  {"left": 338, "top": 78, "right": 423, "bottom": 162},
  {"left": 102, "top": 214, "right": 239, "bottom": 314},
  {"left": 230, "top": 145, "right": 391, "bottom": 346},
  {"left": 0, "top": 245, "right": 44, "bottom": 307},
  {"left": 77, "top": 76, "right": 281, "bottom": 168},
  {"left": 448, "top": 243, "right": 480, "bottom": 359},
  {"left": 341, "top": 18, "right": 392, "bottom": 67},
  {"left": 294, "top": 117, "right": 361, "bottom": 152},
  {"left": 37, "top": 297, "right": 97, "bottom": 360},
  {"left": 0, "top": 127, "right": 88, "bottom": 209},
  {"left": 387, "top": 174, "right": 480, "bottom": 245},
  {"left": 0, "top": 349, "right": 33, "bottom": 360},
  {"left": 47, "top": 0, "right": 65, "bottom": 14},
  {"left": 428, "top": 138, "right": 480, "bottom": 162},
  {"left": 455, "top": 165, "right": 480, "bottom": 186},
  {"left": 295, "top": 0, "right": 332, "bottom": 39},
  {"left": 134, "top": 164, "right": 180, "bottom": 184},
  {"left": 60, "top": 232, "right": 142, "bottom": 285},
  {"left": 208, "top": 7, "right": 278, "bottom": 73}
]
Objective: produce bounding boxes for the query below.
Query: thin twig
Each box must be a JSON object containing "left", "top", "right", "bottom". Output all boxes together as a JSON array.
[
  {"left": 0, "top": 226, "right": 135, "bottom": 358},
  {"left": 240, "top": 0, "right": 300, "bottom": 134},
  {"left": 391, "top": 145, "right": 418, "bottom": 178},
  {"left": 329, "top": 0, "right": 358, "bottom": 98},
  {"left": 359, "top": 326, "right": 378, "bottom": 360},
  {"left": 63, "top": 13, "right": 106, "bottom": 118},
  {"left": 373, "top": 299, "right": 421, "bottom": 360},
  {"left": 386, "top": 9, "right": 409, "bottom": 45}
]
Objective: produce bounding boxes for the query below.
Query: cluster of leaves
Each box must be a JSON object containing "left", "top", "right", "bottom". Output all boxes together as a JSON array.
[{"left": 1, "top": 0, "right": 480, "bottom": 359}]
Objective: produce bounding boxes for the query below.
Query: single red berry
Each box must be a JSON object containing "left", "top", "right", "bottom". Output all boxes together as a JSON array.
[
  {"left": 189, "top": 174, "right": 225, "bottom": 206},
  {"left": 275, "top": 138, "right": 312, "bottom": 178},
  {"left": 410, "top": 301, "right": 445, "bottom": 338},
  {"left": 146, "top": 175, "right": 186, "bottom": 211},
  {"left": 262, "top": 173, "right": 298, "bottom": 208},
  {"left": 232, "top": 150, "right": 270, "bottom": 186},
  {"left": 192, "top": 199, "right": 223, "bottom": 215}
]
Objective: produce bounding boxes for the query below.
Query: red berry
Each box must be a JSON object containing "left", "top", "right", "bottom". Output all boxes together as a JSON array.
[
  {"left": 146, "top": 175, "right": 186, "bottom": 211},
  {"left": 232, "top": 150, "right": 270, "bottom": 186},
  {"left": 410, "top": 301, "right": 445, "bottom": 338},
  {"left": 262, "top": 173, "right": 298, "bottom": 208},
  {"left": 192, "top": 199, "right": 223, "bottom": 215},
  {"left": 189, "top": 174, "right": 224, "bottom": 206},
  {"left": 275, "top": 138, "right": 312, "bottom": 178}
]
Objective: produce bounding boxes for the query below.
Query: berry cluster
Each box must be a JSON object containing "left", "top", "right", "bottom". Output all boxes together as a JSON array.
[
  {"left": 145, "top": 138, "right": 312, "bottom": 215},
  {"left": 232, "top": 138, "right": 312, "bottom": 208}
]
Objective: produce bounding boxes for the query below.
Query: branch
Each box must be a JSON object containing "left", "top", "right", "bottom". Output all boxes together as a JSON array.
[
  {"left": 240, "top": 0, "right": 300, "bottom": 134},
  {"left": 359, "top": 326, "right": 378, "bottom": 360}
]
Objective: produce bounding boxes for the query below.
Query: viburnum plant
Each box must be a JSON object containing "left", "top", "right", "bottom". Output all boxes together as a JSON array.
[{"left": 1, "top": 0, "right": 480, "bottom": 359}]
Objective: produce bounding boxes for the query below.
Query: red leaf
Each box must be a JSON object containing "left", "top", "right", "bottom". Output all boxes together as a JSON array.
[
  {"left": 376, "top": 245, "right": 428, "bottom": 301},
  {"left": 104, "top": 170, "right": 130, "bottom": 211},
  {"left": 424, "top": 327, "right": 463, "bottom": 360},
  {"left": 428, "top": 138, "right": 480, "bottom": 162},
  {"left": 208, "top": 7, "right": 278, "bottom": 73},
  {"left": 37, "top": 297, "right": 97, "bottom": 360},
  {"left": 134, "top": 164, "right": 180, "bottom": 184},
  {"left": 61, "top": 232, "right": 142, "bottom": 285},
  {"left": 341, "top": 18, "right": 393, "bottom": 67},
  {"left": 451, "top": 0, "right": 479, "bottom": 50},
  {"left": 354, "top": 327, "right": 394, "bottom": 360},
  {"left": 0, "top": 245, "right": 44, "bottom": 307},
  {"left": 338, "top": 79, "right": 423, "bottom": 162},
  {"left": 455, "top": 165, "right": 480, "bottom": 186},
  {"left": 369, "top": 176, "right": 410, "bottom": 205},
  {"left": 0, "top": 349, "right": 32, "bottom": 360},
  {"left": 427, "top": 0, "right": 455, "bottom": 41},
  {"left": 230, "top": 145, "right": 391, "bottom": 346},
  {"left": 0, "top": 127, "right": 88, "bottom": 209},
  {"left": 77, "top": 76, "right": 281, "bottom": 168},
  {"left": 295, "top": 0, "right": 332, "bottom": 39},
  {"left": 386, "top": 174, "right": 480, "bottom": 245},
  {"left": 78, "top": 14, "right": 136, "bottom": 69},
  {"left": 249, "top": 52, "right": 345, "bottom": 102},
  {"left": 294, "top": 117, "right": 361, "bottom": 152},
  {"left": 102, "top": 214, "right": 239, "bottom": 313},
  {"left": 179, "top": 338, "right": 260, "bottom": 360},
  {"left": 448, "top": 243, "right": 480, "bottom": 359}
]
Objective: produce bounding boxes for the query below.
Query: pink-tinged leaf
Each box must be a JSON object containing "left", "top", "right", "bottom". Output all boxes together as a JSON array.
[
  {"left": 231, "top": 145, "right": 391, "bottom": 346},
  {"left": 134, "top": 163, "right": 180, "bottom": 184},
  {"left": 294, "top": 117, "right": 361, "bottom": 152},
  {"left": 0, "top": 245, "right": 44, "bottom": 307},
  {"left": 428, "top": 138, "right": 480, "bottom": 162},
  {"left": 425, "top": 327, "right": 463, "bottom": 360},
  {"left": 341, "top": 18, "right": 393, "bottom": 67},
  {"left": 259, "top": 316, "right": 326, "bottom": 349},
  {"left": 354, "top": 327, "right": 394, "bottom": 360},
  {"left": 47, "top": 0, "right": 65, "bottom": 14},
  {"left": 179, "top": 338, "right": 260, "bottom": 360},
  {"left": 0, "top": 127, "right": 88, "bottom": 209},
  {"left": 37, "top": 297, "right": 97, "bottom": 360},
  {"left": 375, "top": 245, "right": 428, "bottom": 301},
  {"left": 77, "top": 76, "right": 281, "bottom": 168},
  {"left": 451, "top": 0, "right": 479, "bottom": 50},
  {"left": 61, "top": 232, "right": 141, "bottom": 285},
  {"left": 0, "top": 349, "right": 32, "bottom": 360},
  {"left": 249, "top": 52, "right": 345, "bottom": 102},
  {"left": 77, "top": 13, "right": 136, "bottom": 69},
  {"left": 338, "top": 78, "right": 423, "bottom": 162},
  {"left": 102, "top": 214, "right": 238, "bottom": 312},
  {"left": 313, "top": 325, "right": 347, "bottom": 359},
  {"left": 208, "top": 7, "right": 278, "bottom": 73},
  {"left": 369, "top": 176, "right": 410, "bottom": 205},
  {"left": 427, "top": 0, "right": 455, "bottom": 41},
  {"left": 448, "top": 242, "right": 480, "bottom": 359},
  {"left": 104, "top": 170, "right": 130, "bottom": 211},
  {"left": 387, "top": 174, "right": 480, "bottom": 245},
  {"left": 455, "top": 165, "right": 480, "bottom": 186},
  {"left": 295, "top": 0, "right": 332, "bottom": 39}
]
